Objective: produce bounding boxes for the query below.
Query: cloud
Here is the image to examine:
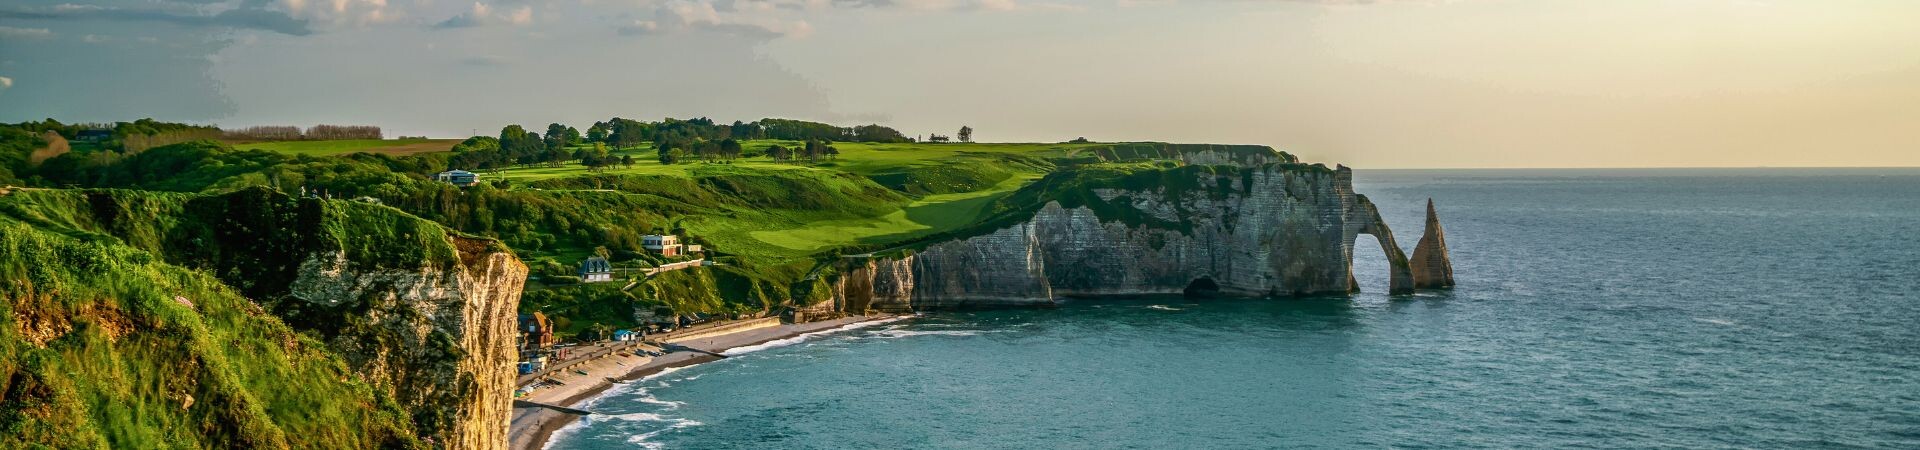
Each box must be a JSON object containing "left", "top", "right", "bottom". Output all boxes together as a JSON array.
[
  {"left": 623, "top": 0, "right": 813, "bottom": 39},
  {"left": 0, "top": 76, "right": 12, "bottom": 90},
  {"left": 0, "top": 4, "right": 313, "bottom": 36},
  {"left": 837, "top": 0, "right": 1083, "bottom": 12},
  {"left": 0, "top": 26, "right": 54, "bottom": 39},
  {"left": 434, "top": 2, "right": 532, "bottom": 29},
  {"left": 616, "top": 20, "right": 660, "bottom": 36}
]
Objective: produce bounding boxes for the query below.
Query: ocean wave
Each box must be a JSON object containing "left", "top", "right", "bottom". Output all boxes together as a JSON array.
[
  {"left": 1146, "top": 305, "right": 1184, "bottom": 311},
  {"left": 866, "top": 329, "right": 988, "bottom": 339},
  {"left": 721, "top": 315, "right": 913, "bottom": 356},
  {"left": 1692, "top": 317, "right": 1737, "bottom": 326},
  {"left": 624, "top": 415, "right": 704, "bottom": 449}
]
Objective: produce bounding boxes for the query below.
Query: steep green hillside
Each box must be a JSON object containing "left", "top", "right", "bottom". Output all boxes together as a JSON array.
[
  {"left": 0, "top": 218, "right": 422, "bottom": 449},
  {"left": 0, "top": 187, "right": 523, "bottom": 449}
]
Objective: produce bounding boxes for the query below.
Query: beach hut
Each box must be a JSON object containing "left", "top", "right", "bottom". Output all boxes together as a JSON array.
[{"left": 612, "top": 329, "right": 635, "bottom": 342}]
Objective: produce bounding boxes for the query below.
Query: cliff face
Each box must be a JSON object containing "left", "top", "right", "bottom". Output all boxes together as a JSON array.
[
  {"left": 289, "top": 237, "right": 526, "bottom": 450},
  {"left": 1410, "top": 199, "right": 1455, "bottom": 289},
  {"left": 832, "top": 164, "right": 1425, "bottom": 312},
  {"left": 0, "top": 188, "right": 526, "bottom": 449}
]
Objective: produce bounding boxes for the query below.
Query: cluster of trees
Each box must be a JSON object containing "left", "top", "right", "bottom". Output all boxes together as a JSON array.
[
  {"left": 657, "top": 137, "right": 745, "bottom": 165},
  {"left": 765, "top": 140, "right": 839, "bottom": 163},
  {"left": 574, "top": 143, "right": 635, "bottom": 172},
  {"left": 443, "top": 124, "right": 578, "bottom": 170},
  {"left": 923, "top": 126, "right": 974, "bottom": 143},
  {"left": 222, "top": 124, "right": 383, "bottom": 141}
]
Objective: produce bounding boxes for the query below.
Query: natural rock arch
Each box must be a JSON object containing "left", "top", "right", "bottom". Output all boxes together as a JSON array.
[{"left": 1345, "top": 195, "right": 1415, "bottom": 295}]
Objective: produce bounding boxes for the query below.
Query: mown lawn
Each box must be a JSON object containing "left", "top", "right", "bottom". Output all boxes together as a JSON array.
[{"left": 229, "top": 138, "right": 460, "bottom": 156}]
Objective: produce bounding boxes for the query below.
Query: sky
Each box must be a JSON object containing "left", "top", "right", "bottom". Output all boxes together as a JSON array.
[{"left": 1, "top": 0, "right": 1916, "bottom": 168}]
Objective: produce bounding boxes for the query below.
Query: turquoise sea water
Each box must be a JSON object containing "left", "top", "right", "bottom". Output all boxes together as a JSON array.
[{"left": 549, "top": 169, "right": 1920, "bottom": 449}]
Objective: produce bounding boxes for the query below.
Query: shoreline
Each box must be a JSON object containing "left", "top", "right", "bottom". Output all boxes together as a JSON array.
[{"left": 509, "top": 314, "right": 901, "bottom": 450}]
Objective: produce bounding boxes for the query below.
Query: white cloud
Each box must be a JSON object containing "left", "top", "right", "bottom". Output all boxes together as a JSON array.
[
  {"left": 434, "top": 1, "right": 533, "bottom": 29},
  {"left": 0, "top": 26, "right": 55, "bottom": 40},
  {"left": 636, "top": 0, "right": 814, "bottom": 39}
]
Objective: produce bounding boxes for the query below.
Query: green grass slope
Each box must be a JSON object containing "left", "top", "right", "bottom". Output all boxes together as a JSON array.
[{"left": 0, "top": 219, "right": 421, "bottom": 450}]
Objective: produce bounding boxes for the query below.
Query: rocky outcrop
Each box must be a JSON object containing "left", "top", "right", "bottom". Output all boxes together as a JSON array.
[
  {"left": 1410, "top": 199, "right": 1454, "bottom": 289},
  {"left": 831, "top": 164, "right": 1428, "bottom": 312},
  {"left": 23, "top": 189, "right": 529, "bottom": 449},
  {"left": 289, "top": 236, "right": 526, "bottom": 450}
]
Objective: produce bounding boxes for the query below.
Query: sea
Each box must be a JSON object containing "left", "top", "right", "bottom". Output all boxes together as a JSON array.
[{"left": 546, "top": 168, "right": 1920, "bottom": 449}]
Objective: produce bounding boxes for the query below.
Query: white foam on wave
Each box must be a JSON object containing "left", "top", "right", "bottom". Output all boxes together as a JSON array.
[
  {"left": 720, "top": 315, "right": 913, "bottom": 356},
  {"left": 1693, "top": 317, "right": 1737, "bottom": 326},
  {"left": 866, "top": 329, "right": 988, "bottom": 339},
  {"left": 541, "top": 365, "right": 689, "bottom": 449},
  {"left": 622, "top": 414, "right": 705, "bottom": 449},
  {"left": 1146, "top": 305, "right": 1183, "bottom": 311}
]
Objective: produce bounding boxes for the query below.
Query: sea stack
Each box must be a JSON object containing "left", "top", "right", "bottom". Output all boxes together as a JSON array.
[{"left": 1411, "top": 199, "right": 1455, "bottom": 288}]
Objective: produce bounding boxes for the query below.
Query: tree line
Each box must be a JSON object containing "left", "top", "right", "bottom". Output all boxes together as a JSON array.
[{"left": 223, "top": 125, "right": 384, "bottom": 141}]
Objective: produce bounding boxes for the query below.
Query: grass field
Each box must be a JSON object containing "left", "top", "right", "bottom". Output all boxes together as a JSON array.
[
  {"left": 485, "top": 141, "right": 1093, "bottom": 260},
  {"left": 229, "top": 138, "right": 460, "bottom": 156}
]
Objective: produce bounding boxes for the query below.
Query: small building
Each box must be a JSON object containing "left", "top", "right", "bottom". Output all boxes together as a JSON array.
[
  {"left": 579, "top": 257, "right": 613, "bottom": 283},
  {"left": 435, "top": 169, "right": 480, "bottom": 187},
  {"left": 518, "top": 313, "right": 555, "bottom": 354},
  {"left": 612, "top": 329, "right": 636, "bottom": 342},
  {"left": 75, "top": 129, "right": 113, "bottom": 142},
  {"left": 685, "top": 244, "right": 703, "bottom": 254},
  {"left": 642, "top": 235, "right": 683, "bottom": 257}
]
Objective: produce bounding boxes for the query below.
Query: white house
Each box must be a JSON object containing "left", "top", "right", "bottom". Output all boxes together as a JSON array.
[
  {"left": 578, "top": 257, "right": 613, "bottom": 282},
  {"left": 642, "top": 235, "right": 683, "bottom": 257}
]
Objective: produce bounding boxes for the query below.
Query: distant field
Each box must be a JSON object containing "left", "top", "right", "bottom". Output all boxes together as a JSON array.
[{"left": 229, "top": 138, "right": 460, "bottom": 156}]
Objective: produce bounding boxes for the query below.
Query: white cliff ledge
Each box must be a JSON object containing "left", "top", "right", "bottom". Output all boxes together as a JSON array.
[{"left": 829, "top": 163, "right": 1445, "bottom": 312}]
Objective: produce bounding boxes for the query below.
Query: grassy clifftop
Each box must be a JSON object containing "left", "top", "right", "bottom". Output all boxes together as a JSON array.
[
  {"left": 0, "top": 219, "right": 422, "bottom": 449},
  {"left": 0, "top": 187, "right": 518, "bottom": 449}
]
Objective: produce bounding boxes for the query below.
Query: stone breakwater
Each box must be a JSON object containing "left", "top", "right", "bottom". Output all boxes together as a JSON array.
[{"left": 829, "top": 164, "right": 1445, "bottom": 312}]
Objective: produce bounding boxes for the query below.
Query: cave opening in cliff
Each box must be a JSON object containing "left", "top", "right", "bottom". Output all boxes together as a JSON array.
[{"left": 1184, "top": 277, "right": 1221, "bottom": 298}]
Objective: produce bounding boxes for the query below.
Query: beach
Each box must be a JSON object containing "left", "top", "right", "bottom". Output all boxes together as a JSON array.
[{"left": 508, "top": 314, "right": 897, "bottom": 450}]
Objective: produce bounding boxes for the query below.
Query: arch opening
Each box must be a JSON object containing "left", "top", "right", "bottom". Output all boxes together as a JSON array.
[
  {"left": 1350, "top": 233, "right": 1390, "bottom": 294},
  {"left": 1183, "top": 277, "right": 1221, "bottom": 298}
]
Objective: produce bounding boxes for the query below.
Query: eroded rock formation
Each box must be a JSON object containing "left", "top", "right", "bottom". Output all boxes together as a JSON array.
[
  {"left": 289, "top": 236, "right": 526, "bottom": 450},
  {"left": 1410, "top": 199, "right": 1455, "bottom": 289},
  {"left": 40, "top": 189, "right": 528, "bottom": 450},
  {"left": 829, "top": 164, "right": 1431, "bottom": 312}
]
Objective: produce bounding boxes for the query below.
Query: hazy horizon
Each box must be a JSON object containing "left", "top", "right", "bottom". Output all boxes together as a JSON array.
[{"left": 3, "top": 0, "right": 1917, "bottom": 168}]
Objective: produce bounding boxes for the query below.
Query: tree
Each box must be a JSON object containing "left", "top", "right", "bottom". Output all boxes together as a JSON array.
[
  {"left": 766, "top": 145, "right": 791, "bottom": 161},
  {"left": 613, "top": 119, "right": 653, "bottom": 150},
  {"left": 620, "top": 155, "right": 635, "bottom": 168},
  {"left": 586, "top": 122, "right": 611, "bottom": 143},
  {"left": 957, "top": 125, "right": 973, "bottom": 143},
  {"left": 544, "top": 123, "right": 575, "bottom": 151},
  {"left": 718, "top": 138, "right": 742, "bottom": 161},
  {"left": 498, "top": 125, "right": 544, "bottom": 166},
  {"left": 659, "top": 148, "right": 686, "bottom": 165}
]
